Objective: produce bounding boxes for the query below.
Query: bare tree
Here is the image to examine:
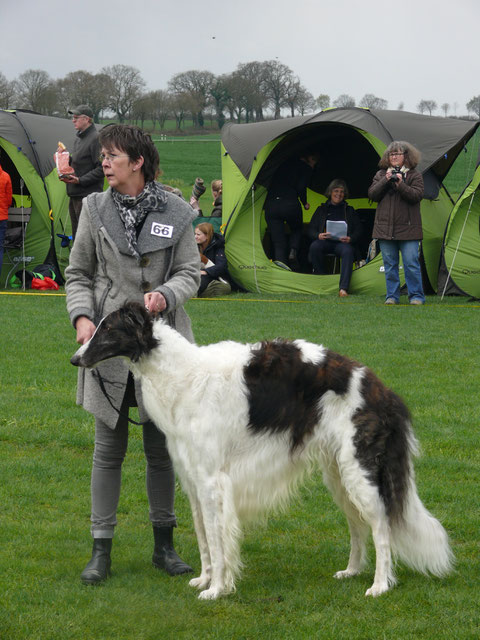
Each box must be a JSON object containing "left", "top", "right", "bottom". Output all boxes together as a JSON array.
[
  {"left": 440, "top": 103, "right": 450, "bottom": 117},
  {"left": 333, "top": 94, "right": 356, "bottom": 108},
  {"left": 102, "top": 64, "right": 146, "bottom": 123},
  {"left": 0, "top": 72, "right": 16, "bottom": 109},
  {"left": 168, "top": 70, "right": 214, "bottom": 128},
  {"left": 56, "top": 70, "right": 113, "bottom": 122},
  {"left": 466, "top": 96, "right": 480, "bottom": 118},
  {"left": 149, "top": 90, "right": 171, "bottom": 130},
  {"left": 316, "top": 94, "right": 330, "bottom": 110},
  {"left": 397, "top": 102, "right": 405, "bottom": 111},
  {"left": 284, "top": 77, "right": 315, "bottom": 116},
  {"left": 333, "top": 93, "right": 355, "bottom": 109},
  {"left": 208, "top": 75, "right": 230, "bottom": 129},
  {"left": 262, "top": 60, "right": 295, "bottom": 119},
  {"left": 15, "top": 69, "right": 57, "bottom": 113},
  {"left": 359, "top": 93, "right": 388, "bottom": 110},
  {"left": 417, "top": 99, "right": 437, "bottom": 116},
  {"left": 234, "top": 61, "right": 270, "bottom": 121}
]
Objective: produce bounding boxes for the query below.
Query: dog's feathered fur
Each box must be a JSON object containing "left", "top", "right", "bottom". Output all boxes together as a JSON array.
[{"left": 71, "top": 302, "right": 453, "bottom": 600}]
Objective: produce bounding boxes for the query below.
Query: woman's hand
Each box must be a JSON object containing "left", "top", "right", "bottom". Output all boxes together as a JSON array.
[
  {"left": 75, "top": 316, "right": 96, "bottom": 345},
  {"left": 144, "top": 291, "right": 167, "bottom": 316},
  {"left": 318, "top": 232, "right": 331, "bottom": 240},
  {"left": 340, "top": 236, "right": 351, "bottom": 243}
]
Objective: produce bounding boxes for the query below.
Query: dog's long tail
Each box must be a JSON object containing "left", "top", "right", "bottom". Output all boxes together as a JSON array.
[{"left": 390, "top": 472, "right": 454, "bottom": 577}]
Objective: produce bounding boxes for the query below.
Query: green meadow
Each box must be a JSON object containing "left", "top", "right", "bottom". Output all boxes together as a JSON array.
[{"left": 0, "top": 292, "right": 479, "bottom": 639}]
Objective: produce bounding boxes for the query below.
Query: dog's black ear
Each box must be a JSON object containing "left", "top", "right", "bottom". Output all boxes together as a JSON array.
[{"left": 122, "top": 301, "right": 158, "bottom": 361}]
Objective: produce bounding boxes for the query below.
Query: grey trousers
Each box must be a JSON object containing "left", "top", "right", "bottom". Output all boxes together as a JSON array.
[{"left": 90, "top": 405, "right": 177, "bottom": 539}]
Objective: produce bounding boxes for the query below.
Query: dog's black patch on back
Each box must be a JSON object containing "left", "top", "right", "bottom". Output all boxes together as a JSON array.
[
  {"left": 352, "top": 369, "right": 412, "bottom": 523},
  {"left": 243, "top": 341, "right": 354, "bottom": 451}
]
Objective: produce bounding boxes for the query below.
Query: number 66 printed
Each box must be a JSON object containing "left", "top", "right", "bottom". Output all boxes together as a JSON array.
[{"left": 151, "top": 222, "right": 174, "bottom": 238}]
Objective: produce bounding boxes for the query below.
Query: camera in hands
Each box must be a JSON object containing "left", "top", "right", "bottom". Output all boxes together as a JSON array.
[{"left": 390, "top": 166, "right": 404, "bottom": 183}]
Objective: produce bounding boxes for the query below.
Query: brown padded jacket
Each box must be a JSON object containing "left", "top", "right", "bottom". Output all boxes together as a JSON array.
[{"left": 368, "top": 168, "right": 424, "bottom": 241}]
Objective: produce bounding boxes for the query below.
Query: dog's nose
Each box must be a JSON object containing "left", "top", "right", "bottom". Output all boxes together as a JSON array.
[{"left": 70, "top": 355, "right": 81, "bottom": 367}]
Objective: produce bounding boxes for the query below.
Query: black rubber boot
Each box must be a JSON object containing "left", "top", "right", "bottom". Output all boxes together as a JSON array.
[
  {"left": 152, "top": 526, "right": 193, "bottom": 576},
  {"left": 80, "top": 538, "right": 112, "bottom": 585}
]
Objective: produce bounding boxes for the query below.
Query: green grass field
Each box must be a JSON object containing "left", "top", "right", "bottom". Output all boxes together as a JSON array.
[{"left": 1, "top": 291, "right": 479, "bottom": 639}]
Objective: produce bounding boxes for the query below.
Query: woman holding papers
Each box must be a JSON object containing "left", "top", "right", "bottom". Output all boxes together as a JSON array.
[{"left": 307, "top": 179, "right": 361, "bottom": 297}]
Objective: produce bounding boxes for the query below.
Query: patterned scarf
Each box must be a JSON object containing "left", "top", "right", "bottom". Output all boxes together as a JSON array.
[{"left": 111, "top": 181, "right": 168, "bottom": 259}]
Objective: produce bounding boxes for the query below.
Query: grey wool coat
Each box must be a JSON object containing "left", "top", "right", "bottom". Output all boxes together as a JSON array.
[{"left": 65, "top": 187, "right": 201, "bottom": 429}]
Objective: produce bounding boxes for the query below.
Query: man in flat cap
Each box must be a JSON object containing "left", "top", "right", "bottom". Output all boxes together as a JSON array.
[{"left": 59, "top": 105, "right": 104, "bottom": 240}]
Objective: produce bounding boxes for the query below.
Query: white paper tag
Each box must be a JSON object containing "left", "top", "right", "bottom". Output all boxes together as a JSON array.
[{"left": 151, "top": 222, "right": 173, "bottom": 238}]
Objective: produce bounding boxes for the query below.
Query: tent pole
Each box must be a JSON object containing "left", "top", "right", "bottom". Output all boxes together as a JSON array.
[
  {"left": 251, "top": 185, "right": 260, "bottom": 293},
  {"left": 441, "top": 191, "right": 475, "bottom": 300}
]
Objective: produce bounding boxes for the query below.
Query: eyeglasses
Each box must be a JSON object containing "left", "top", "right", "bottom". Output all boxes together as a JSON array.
[
  {"left": 389, "top": 152, "right": 405, "bottom": 157},
  {"left": 99, "top": 153, "right": 130, "bottom": 163}
]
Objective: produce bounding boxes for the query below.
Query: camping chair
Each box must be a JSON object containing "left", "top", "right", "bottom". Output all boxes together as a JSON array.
[{"left": 4, "top": 205, "right": 33, "bottom": 288}]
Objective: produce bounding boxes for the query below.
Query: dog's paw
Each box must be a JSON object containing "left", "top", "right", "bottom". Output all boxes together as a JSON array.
[
  {"left": 333, "top": 569, "right": 360, "bottom": 580},
  {"left": 198, "top": 587, "right": 223, "bottom": 600},
  {"left": 365, "top": 582, "right": 389, "bottom": 597},
  {"left": 189, "top": 576, "right": 210, "bottom": 590}
]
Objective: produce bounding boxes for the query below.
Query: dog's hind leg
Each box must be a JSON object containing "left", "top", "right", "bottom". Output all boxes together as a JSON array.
[
  {"left": 333, "top": 510, "right": 369, "bottom": 580},
  {"left": 323, "top": 464, "right": 369, "bottom": 579},
  {"left": 365, "top": 513, "right": 393, "bottom": 597}
]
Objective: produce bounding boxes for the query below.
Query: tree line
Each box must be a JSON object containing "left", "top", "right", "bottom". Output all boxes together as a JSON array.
[{"left": 1, "top": 61, "right": 479, "bottom": 129}]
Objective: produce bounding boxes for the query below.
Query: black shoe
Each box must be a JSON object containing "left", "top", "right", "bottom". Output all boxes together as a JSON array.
[
  {"left": 152, "top": 526, "right": 193, "bottom": 576},
  {"left": 81, "top": 538, "right": 112, "bottom": 585}
]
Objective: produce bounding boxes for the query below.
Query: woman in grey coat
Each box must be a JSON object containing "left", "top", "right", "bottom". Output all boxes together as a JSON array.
[{"left": 65, "top": 124, "right": 200, "bottom": 584}]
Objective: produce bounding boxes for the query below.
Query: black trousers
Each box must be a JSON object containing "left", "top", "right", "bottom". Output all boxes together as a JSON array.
[{"left": 264, "top": 198, "right": 303, "bottom": 264}]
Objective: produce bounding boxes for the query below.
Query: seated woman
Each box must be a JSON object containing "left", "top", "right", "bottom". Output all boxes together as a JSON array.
[
  {"left": 194, "top": 222, "right": 231, "bottom": 297},
  {"left": 307, "top": 179, "right": 361, "bottom": 297}
]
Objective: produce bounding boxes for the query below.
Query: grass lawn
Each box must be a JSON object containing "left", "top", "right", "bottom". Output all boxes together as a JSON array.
[{"left": 0, "top": 291, "right": 479, "bottom": 640}]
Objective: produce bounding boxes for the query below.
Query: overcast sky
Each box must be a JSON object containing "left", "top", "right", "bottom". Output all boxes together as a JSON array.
[{"left": 1, "top": 0, "right": 478, "bottom": 116}]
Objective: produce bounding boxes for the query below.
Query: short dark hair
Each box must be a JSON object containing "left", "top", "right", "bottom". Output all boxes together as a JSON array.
[
  {"left": 325, "top": 178, "right": 349, "bottom": 199},
  {"left": 378, "top": 141, "right": 421, "bottom": 169},
  {"left": 98, "top": 124, "right": 160, "bottom": 182}
]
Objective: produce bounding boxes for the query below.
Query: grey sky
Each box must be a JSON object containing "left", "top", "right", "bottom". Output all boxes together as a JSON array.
[{"left": 1, "top": 0, "right": 478, "bottom": 115}]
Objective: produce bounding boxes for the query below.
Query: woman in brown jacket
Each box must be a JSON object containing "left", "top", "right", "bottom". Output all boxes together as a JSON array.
[{"left": 368, "top": 141, "right": 425, "bottom": 305}]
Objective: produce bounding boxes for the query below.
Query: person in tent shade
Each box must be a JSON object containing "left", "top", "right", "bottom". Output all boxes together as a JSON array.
[
  {"left": 58, "top": 105, "right": 104, "bottom": 241},
  {"left": 264, "top": 151, "right": 319, "bottom": 271},
  {"left": 65, "top": 124, "right": 200, "bottom": 585},
  {"left": 0, "top": 159, "right": 13, "bottom": 274},
  {"left": 368, "top": 141, "right": 425, "bottom": 305},
  {"left": 307, "top": 179, "right": 360, "bottom": 297}
]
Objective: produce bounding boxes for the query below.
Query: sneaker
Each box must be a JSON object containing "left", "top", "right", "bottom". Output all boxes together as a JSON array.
[
  {"left": 385, "top": 298, "right": 397, "bottom": 305},
  {"left": 273, "top": 260, "right": 291, "bottom": 271},
  {"left": 410, "top": 299, "right": 424, "bottom": 305}
]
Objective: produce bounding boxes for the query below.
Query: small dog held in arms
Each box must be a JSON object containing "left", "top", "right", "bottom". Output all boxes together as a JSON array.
[{"left": 71, "top": 302, "right": 453, "bottom": 600}]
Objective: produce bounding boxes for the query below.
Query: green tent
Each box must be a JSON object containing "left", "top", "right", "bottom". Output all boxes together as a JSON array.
[
  {"left": 0, "top": 109, "right": 80, "bottom": 286},
  {"left": 221, "top": 108, "right": 479, "bottom": 295},
  {"left": 437, "top": 163, "right": 480, "bottom": 299}
]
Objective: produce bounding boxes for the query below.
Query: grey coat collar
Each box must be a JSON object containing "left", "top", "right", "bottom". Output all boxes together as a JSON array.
[{"left": 86, "top": 188, "right": 196, "bottom": 256}]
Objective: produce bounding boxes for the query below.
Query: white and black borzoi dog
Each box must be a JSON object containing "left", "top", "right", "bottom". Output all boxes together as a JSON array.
[{"left": 71, "top": 302, "right": 453, "bottom": 600}]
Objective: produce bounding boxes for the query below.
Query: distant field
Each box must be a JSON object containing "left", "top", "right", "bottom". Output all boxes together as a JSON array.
[{"left": 152, "top": 135, "right": 222, "bottom": 214}]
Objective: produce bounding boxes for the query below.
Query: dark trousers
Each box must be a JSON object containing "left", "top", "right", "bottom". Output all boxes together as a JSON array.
[
  {"left": 308, "top": 238, "right": 355, "bottom": 291},
  {"left": 264, "top": 198, "right": 303, "bottom": 264},
  {"left": 69, "top": 197, "right": 83, "bottom": 241}
]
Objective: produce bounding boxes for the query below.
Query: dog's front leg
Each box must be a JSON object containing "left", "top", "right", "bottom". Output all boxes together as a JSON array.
[
  {"left": 196, "top": 475, "right": 232, "bottom": 600},
  {"left": 188, "top": 493, "right": 212, "bottom": 591}
]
